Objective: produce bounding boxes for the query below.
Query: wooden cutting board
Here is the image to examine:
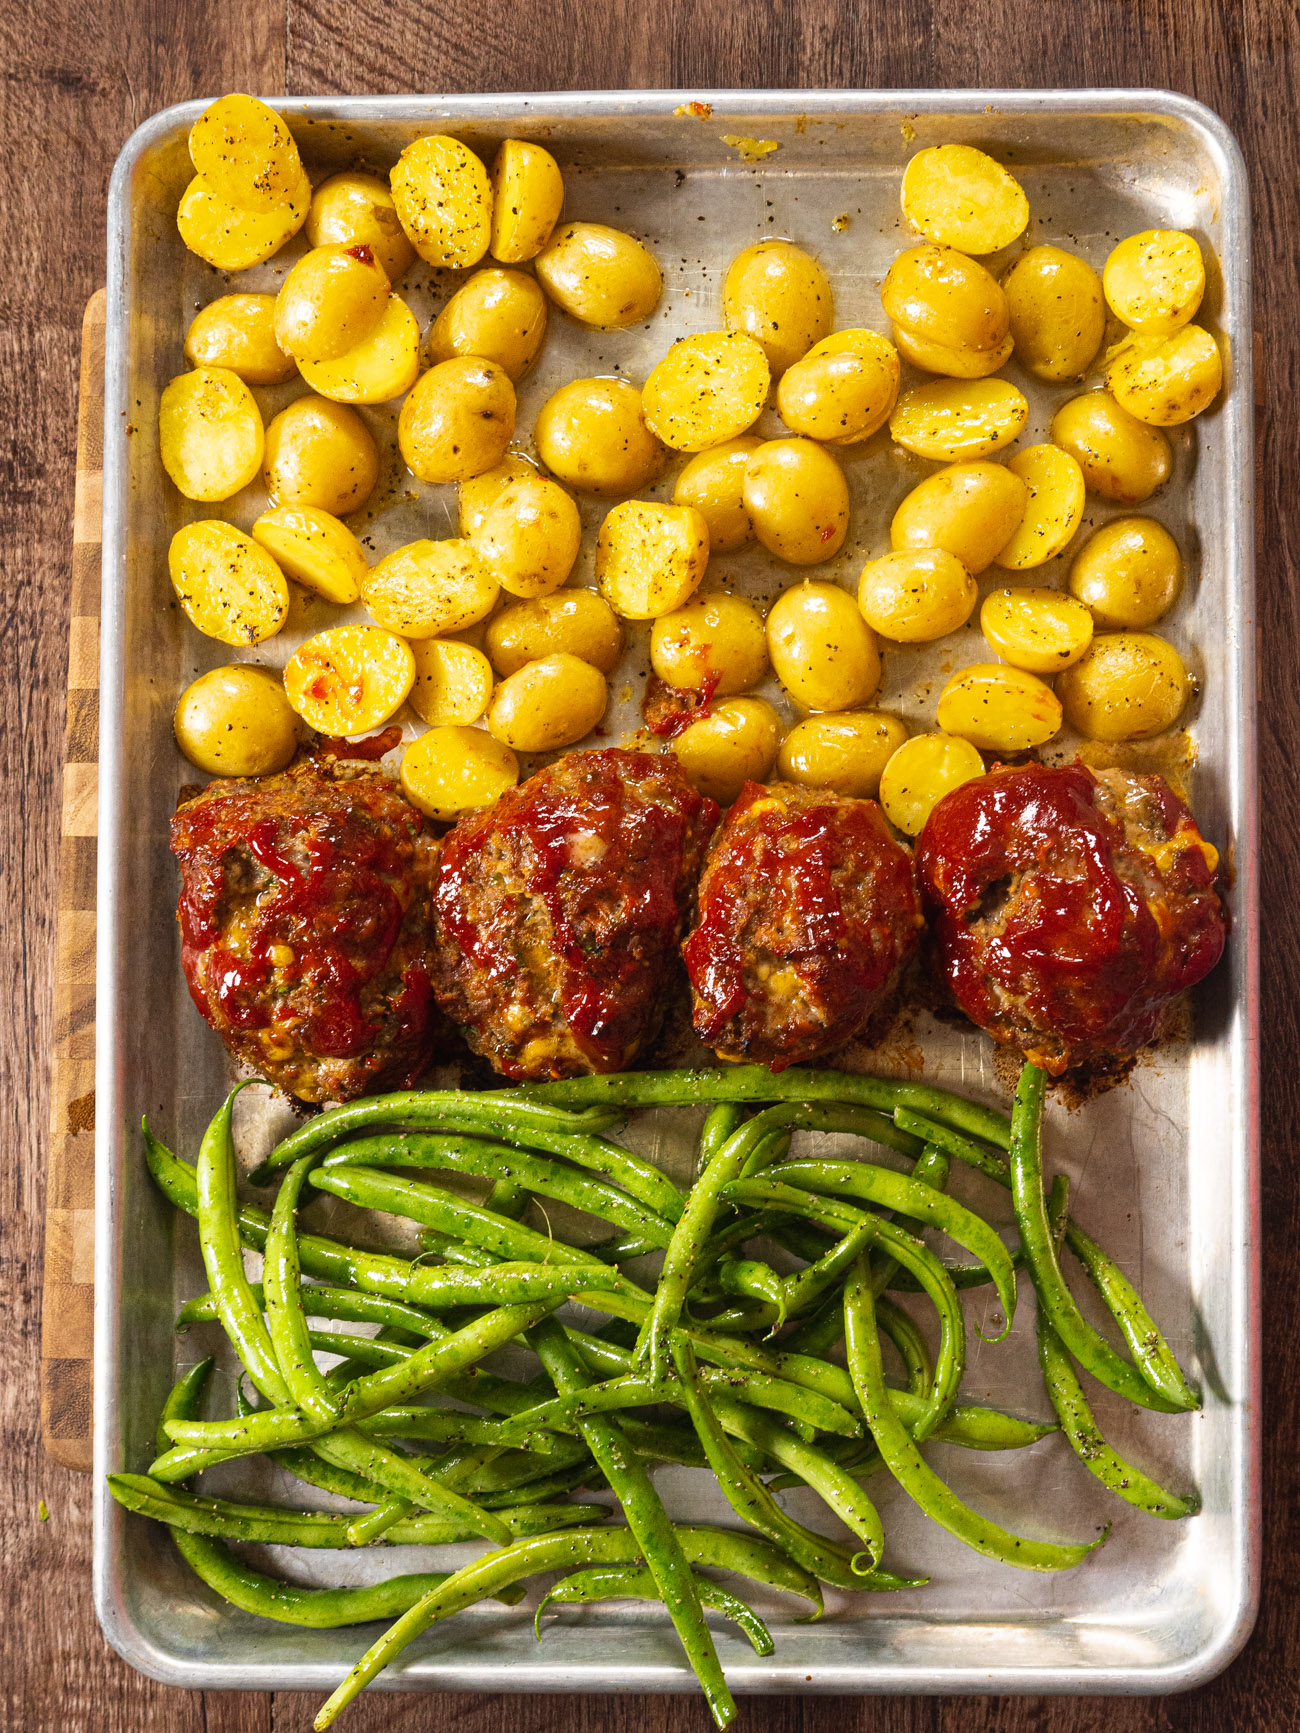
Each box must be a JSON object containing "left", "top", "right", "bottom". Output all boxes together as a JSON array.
[{"left": 42, "top": 289, "right": 105, "bottom": 1472}]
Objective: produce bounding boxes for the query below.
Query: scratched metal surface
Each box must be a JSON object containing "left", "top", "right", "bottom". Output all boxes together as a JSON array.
[{"left": 94, "top": 90, "right": 1258, "bottom": 1697}]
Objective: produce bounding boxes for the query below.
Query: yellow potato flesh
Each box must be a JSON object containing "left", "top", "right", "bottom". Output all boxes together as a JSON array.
[
  {"left": 401, "top": 725, "right": 519, "bottom": 820},
  {"left": 471, "top": 476, "right": 582, "bottom": 598},
  {"left": 980, "top": 587, "right": 1094, "bottom": 673},
  {"left": 297, "top": 296, "right": 422, "bottom": 404},
  {"left": 534, "top": 223, "right": 662, "bottom": 329},
  {"left": 1049, "top": 391, "right": 1172, "bottom": 504},
  {"left": 1003, "top": 246, "right": 1105, "bottom": 382},
  {"left": 307, "top": 172, "right": 417, "bottom": 283},
  {"left": 485, "top": 591, "right": 624, "bottom": 677},
  {"left": 722, "top": 241, "right": 833, "bottom": 376},
  {"left": 1103, "top": 229, "right": 1205, "bottom": 335},
  {"left": 284, "top": 625, "right": 415, "bottom": 735},
  {"left": 251, "top": 505, "right": 368, "bottom": 605},
  {"left": 487, "top": 653, "right": 608, "bottom": 752},
  {"left": 650, "top": 594, "right": 769, "bottom": 696},
  {"left": 1068, "top": 516, "right": 1183, "bottom": 629},
  {"left": 1056, "top": 633, "right": 1189, "bottom": 741},
  {"left": 595, "top": 501, "right": 710, "bottom": 619},
  {"left": 777, "top": 331, "right": 901, "bottom": 445},
  {"left": 900, "top": 145, "right": 1029, "bottom": 254},
  {"left": 1106, "top": 326, "right": 1223, "bottom": 427},
  {"left": 173, "top": 664, "right": 300, "bottom": 778},
  {"left": 263, "top": 397, "right": 379, "bottom": 517},
  {"left": 671, "top": 697, "right": 782, "bottom": 805},
  {"left": 490, "top": 139, "right": 565, "bottom": 263},
  {"left": 390, "top": 135, "right": 492, "bottom": 269},
  {"left": 189, "top": 94, "right": 304, "bottom": 214},
  {"left": 935, "top": 663, "right": 1063, "bottom": 753},
  {"left": 743, "top": 439, "right": 850, "bottom": 565},
  {"left": 642, "top": 331, "right": 770, "bottom": 452},
  {"left": 879, "top": 733, "right": 985, "bottom": 837},
  {"left": 409, "top": 639, "right": 495, "bottom": 726},
  {"left": 428, "top": 269, "right": 549, "bottom": 382},
  {"left": 169, "top": 521, "right": 289, "bottom": 647},
  {"left": 184, "top": 294, "right": 295, "bottom": 385},
  {"left": 890, "top": 461, "right": 1027, "bottom": 575},
  {"left": 534, "top": 377, "right": 665, "bottom": 495},
  {"left": 778, "top": 711, "right": 909, "bottom": 799},
  {"left": 363, "top": 540, "right": 499, "bottom": 640},
  {"left": 857, "top": 548, "right": 977, "bottom": 643},
  {"left": 767, "top": 580, "right": 881, "bottom": 712},
  {"left": 177, "top": 173, "right": 310, "bottom": 271},
  {"left": 992, "top": 444, "right": 1086, "bottom": 571},
  {"left": 274, "top": 245, "right": 391, "bottom": 363},
  {"left": 160, "top": 368, "right": 265, "bottom": 503},
  {"left": 889, "top": 378, "right": 1027, "bottom": 462},
  {"left": 398, "top": 358, "right": 516, "bottom": 484}
]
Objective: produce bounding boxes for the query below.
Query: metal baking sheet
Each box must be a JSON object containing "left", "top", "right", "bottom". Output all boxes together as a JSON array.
[{"left": 94, "top": 89, "right": 1259, "bottom": 1698}]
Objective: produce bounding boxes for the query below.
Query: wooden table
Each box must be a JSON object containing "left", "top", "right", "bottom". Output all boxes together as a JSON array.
[{"left": 5, "top": 1, "right": 1297, "bottom": 1727}]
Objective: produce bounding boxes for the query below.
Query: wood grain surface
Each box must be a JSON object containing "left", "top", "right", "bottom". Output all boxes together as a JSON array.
[{"left": 3, "top": 1, "right": 1298, "bottom": 1728}]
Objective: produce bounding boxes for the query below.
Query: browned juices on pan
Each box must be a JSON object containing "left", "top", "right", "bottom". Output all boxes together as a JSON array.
[
  {"left": 915, "top": 761, "right": 1225, "bottom": 1076},
  {"left": 683, "top": 781, "right": 923, "bottom": 1069},
  {"left": 431, "top": 747, "right": 718, "bottom": 1081},
  {"left": 170, "top": 757, "right": 441, "bottom": 1103}
]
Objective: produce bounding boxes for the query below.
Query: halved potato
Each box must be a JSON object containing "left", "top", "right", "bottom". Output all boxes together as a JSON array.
[
  {"left": 298, "top": 296, "right": 422, "bottom": 404},
  {"left": 980, "top": 586, "right": 1094, "bottom": 673},
  {"left": 159, "top": 368, "right": 264, "bottom": 502},
  {"left": 363, "top": 539, "right": 499, "bottom": 639},
  {"left": 889, "top": 378, "right": 1028, "bottom": 463},
  {"left": 936, "top": 663, "right": 1063, "bottom": 752},
  {"left": 534, "top": 223, "right": 662, "bottom": 329},
  {"left": 642, "top": 331, "right": 770, "bottom": 452},
  {"left": 489, "top": 139, "right": 565, "bottom": 263},
  {"left": 458, "top": 455, "right": 540, "bottom": 537},
  {"left": 879, "top": 733, "right": 985, "bottom": 837},
  {"left": 992, "top": 444, "right": 1086, "bottom": 570},
  {"left": 251, "top": 505, "right": 368, "bottom": 605},
  {"left": 169, "top": 521, "right": 288, "bottom": 646},
  {"left": 428, "top": 269, "right": 548, "bottom": 382},
  {"left": 177, "top": 173, "right": 310, "bottom": 271},
  {"left": 595, "top": 500, "right": 710, "bottom": 619},
  {"left": 901, "top": 145, "right": 1029, "bottom": 254},
  {"left": 184, "top": 294, "right": 295, "bottom": 384},
  {"left": 400, "top": 725, "right": 518, "bottom": 820},
  {"left": 390, "top": 135, "right": 493, "bottom": 268},
  {"left": 188, "top": 94, "right": 304, "bottom": 213},
  {"left": 409, "top": 638, "right": 495, "bottom": 727},
  {"left": 284, "top": 624, "right": 415, "bottom": 735}
]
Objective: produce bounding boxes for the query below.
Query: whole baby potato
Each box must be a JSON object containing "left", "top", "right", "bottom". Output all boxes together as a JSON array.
[
  {"left": 671, "top": 697, "right": 783, "bottom": 805},
  {"left": 777, "top": 330, "right": 901, "bottom": 445},
  {"left": 398, "top": 358, "right": 516, "bottom": 484},
  {"left": 273, "top": 243, "right": 390, "bottom": 363},
  {"left": 390, "top": 135, "right": 492, "bottom": 269},
  {"left": 892, "top": 324, "right": 1014, "bottom": 380},
  {"left": 882, "top": 245, "right": 1010, "bottom": 359},
  {"left": 1002, "top": 245, "right": 1106, "bottom": 382},
  {"left": 173, "top": 664, "right": 301, "bottom": 777},
  {"left": 1056, "top": 632, "right": 1190, "bottom": 741},
  {"left": 1106, "top": 326, "right": 1223, "bottom": 427},
  {"left": 487, "top": 652, "right": 608, "bottom": 752},
  {"left": 650, "top": 594, "right": 769, "bottom": 696},
  {"left": 1068, "top": 516, "right": 1183, "bottom": 629},
  {"left": 183, "top": 294, "right": 295, "bottom": 384},
  {"left": 486, "top": 591, "right": 623, "bottom": 678},
  {"left": 722, "top": 240, "right": 833, "bottom": 376},
  {"left": 672, "top": 437, "right": 762, "bottom": 553},
  {"left": 743, "top": 438, "right": 850, "bottom": 565},
  {"left": 401, "top": 724, "right": 519, "bottom": 820},
  {"left": 767, "top": 580, "right": 881, "bottom": 713},
  {"left": 470, "top": 476, "right": 582, "bottom": 598},
  {"left": 642, "top": 331, "right": 770, "bottom": 452},
  {"left": 490, "top": 139, "right": 565, "bottom": 263},
  {"left": 176, "top": 174, "right": 310, "bottom": 272},
  {"left": 535, "top": 377, "right": 665, "bottom": 496},
  {"left": 263, "top": 397, "right": 379, "bottom": 516},
  {"left": 428, "top": 269, "right": 549, "bottom": 382},
  {"left": 889, "top": 378, "right": 1027, "bottom": 463},
  {"left": 1103, "top": 229, "right": 1205, "bottom": 335},
  {"left": 534, "top": 222, "right": 662, "bottom": 329},
  {"left": 160, "top": 367, "right": 265, "bottom": 502},
  {"left": 890, "top": 460, "right": 1027, "bottom": 575},
  {"left": 778, "top": 711, "right": 909, "bottom": 800},
  {"left": 1049, "top": 391, "right": 1172, "bottom": 504},
  {"left": 297, "top": 297, "right": 422, "bottom": 405},
  {"left": 857, "top": 548, "right": 977, "bottom": 643},
  {"left": 306, "top": 171, "right": 417, "bottom": 283}
]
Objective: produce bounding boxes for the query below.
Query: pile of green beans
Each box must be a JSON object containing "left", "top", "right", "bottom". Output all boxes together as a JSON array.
[{"left": 114, "top": 1061, "right": 1201, "bottom": 1729}]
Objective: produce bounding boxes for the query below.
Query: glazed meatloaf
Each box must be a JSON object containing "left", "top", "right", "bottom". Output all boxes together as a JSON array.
[
  {"left": 915, "top": 761, "right": 1225, "bottom": 1076},
  {"left": 431, "top": 748, "right": 718, "bottom": 1080},
  {"left": 171, "top": 757, "right": 440, "bottom": 1103},
  {"left": 683, "top": 781, "right": 924, "bottom": 1069}
]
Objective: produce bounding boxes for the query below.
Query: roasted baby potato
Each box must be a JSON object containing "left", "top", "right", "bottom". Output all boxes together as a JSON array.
[
  {"left": 297, "top": 296, "right": 422, "bottom": 405},
  {"left": 1103, "top": 230, "right": 1205, "bottom": 335},
  {"left": 1068, "top": 516, "right": 1183, "bottom": 629},
  {"left": 671, "top": 696, "right": 782, "bottom": 805},
  {"left": 889, "top": 378, "right": 1027, "bottom": 463},
  {"left": 173, "top": 664, "right": 301, "bottom": 777},
  {"left": 879, "top": 732, "right": 985, "bottom": 836},
  {"left": 398, "top": 358, "right": 516, "bottom": 484},
  {"left": 743, "top": 438, "right": 850, "bottom": 565},
  {"left": 159, "top": 367, "right": 264, "bottom": 502},
  {"left": 284, "top": 624, "right": 415, "bottom": 735},
  {"left": 980, "top": 586, "right": 1094, "bottom": 673},
  {"left": 1049, "top": 391, "right": 1172, "bottom": 504},
  {"left": 882, "top": 245, "right": 1011, "bottom": 377},
  {"left": 722, "top": 240, "right": 833, "bottom": 376},
  {"left": 263, "top": 397, "right": 379, "bottom": 516},
  {"left": 992, "top": 444, "right": 1086, "bottom": 570},
  {"left": 470, "top": 475, "right": 582, "bottom": 598},
  {"left": 408, "top": 638, "right": 495, "bottom": 726},
  {"left": 672, "top": 437, "right": 762, "bottom": 553},
  {"left": 183, "top": 294, "right": 295, "bottom": 385},
  {"left": 893, "top": 324, "right": 1014, "bottom": 379},
  {"left": 901, "top": 145, "right": 1029, "bottom": 254},
  {"left": 428, "top": 268, "right": 549, "bottom": 382},
  {"left": 595, "top": 500, "right": 710, "bottom": 619},
  {"left": 306, "top": 171, "right": 417, "bottom": 283},
  {"left": 890, "top": 460, "right": 1027, "bottom": 575},
  {"left": 458, "top": 455, "right": 540, "bottom": 537},
  {"left": 401, "top": 724, "right": 519, "bottom": 819},
  {"left": 1002, "top": 245, "right": 1106, "bottom": 382},
  {"left": 1106, "top": 326, "right": 1223, "bottom": 426},
  {"left": 1056, "top": 632, "right": 1190, "bottom": 740},
  {"left": 857, "top": 547, "right": 977, "bottom": 642},
  {"left": 487, "top": 652, "right": 609, "bottom": 752},
  {"left": 485, "top": 590, "right": 624, "bottom": 677},
  {"left": 650, "top": 593, "right": 769, "bottom": 696},
  {"left": 489, "top": 139, "right": 565, "bottom": 263},
  {"left": 274, "top": 243, "right": 390, "bottom": 363},
  {"left": 168, "top": 521, "right": 288, "bottom": 646},
  {"left": 767, "top": 580, "right": 881, "bottom": 712},
  {"left": 363, "top": 539, "right": 499, "bottom": 639},
  {"left": 778, "top": 710, "right": 909, "bottom": 800},
  {"left": 533, "top": 376, "right": 665, "bottom": 495},
  {"left": 642, "top": 331, "right": 770, "bottom": 451},
  {"left": 177, "top": 174, "right": 310, "bottom": 271},
  {"left": 534, "top": 222, "right": 662, "bottom": 328},
  {"left": 390, "top": 134, "right": 492, "bottom": 268},
  {"left": 936, "top": 663, "right": 1063, "bottom": 753},
  {"left": 250, "top": 505, "right": 368, "bottom": 606},
  {"left": 777, "top": 330, "right": 901, "bottom": 445},
  {"left": 188, "top": 94, "right": 304, "bottom": 213}
]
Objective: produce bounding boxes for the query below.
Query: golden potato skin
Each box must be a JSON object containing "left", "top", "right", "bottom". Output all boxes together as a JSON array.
[
  {"left": 671, "top": 697, "right": 783, "bottom": 805},
  {"left": 184, "top": 294, "right": 295, "bottom": 385},
  {"left": 778, "top": 711, "right": 908, "bottom": 799},
  {"left": 390, "top": 134, "right": 492, "bottom": 269},
  {"left": 428, "top": 269, "right": 549, "bottom": 382},
  {"left": 1056, "top": 632, "right": 1190, "bottom": 741},
  {"left": 777, "top": 330, "right": 901, "bottom": 445},
  {"left": 251, "top": 504, "right": 368, "bottom": 605},
  {"left": 992, "top": 444, "right": 1086, "bottom": 571},
  {"left": 534, "top": 222, "right": 662, "bottom": 329},
  {"left": 458, "top": 455, "right": 540, "bottom": 537},
  {"left": 398, "top": 358, "right": 517, "bottom": 484},
  {"left": 471, "top": 475, "right": 582, "bottom": 598},
  {"left": 296, "top": 297, "right": 422, "bottom": 405},
  {"left": 672, "top": 437, "right": 762, "bottom": 553},
  {"left": 490, "top": 139, "right": 565, "bottom": 263},
  {"left": 650, "top": 594, "right": 769, "bottom": 696},
  {"left": 485, "top": 591, "right": 624, "bottom": 677},
  {"left": 890, "top": 460, "right": 1027, "bottom": 575},
  {"left": 767, "top": 580, "right": 881, "bottom": 713},
  {"left": 159, "top": 368, "right": 265, "bottom": 503},
  {"left": 1068, "top": 516, "right": 1183, "bottom": 629},
  {"left": 487, "top": 652, "right": 609, "bottom": 752},
  {"left": 1106, "top": 326, "right": 1223, "bottom": 427},
  {"left": 306, "top": 171, "right": 417, "bottom": 283},
  {"left": 1003, "top": 246, "right": 1106, "bottom": 382},
  {"left": 173, "top": 664, "right": 301, "bottom": 777},
  {"left": 889, "top": 378, "right": 1027, "bottom": 464},
  {"left": 1049, "top": 391, "right": 1172, "bottom": 504},
  {"left": 743, "top": 438, "right": 850, "bottom": 565},
  {"left": 879, "top": 732, "right": 985, "bottom": 837},
  {"left": 893, "top": 324, "right": 1014, "bottom": 380},
  {"left": 882, "top": 245, "right": 1010, "bottom": 359},
  {"left": 263, "top": 397, "right": 379, "bottom": 516},
  {"left": 857, "top": 548, "right": 977, "bottom": 643},
  {"left": 274, "top": 244, "right": 391, "bottom": 363},
  {"left": 363, "top": 539, "right": 499, "bottom": 639},
  {"left": 722, "top": 240, "right": 833, "bottom": 376},
  {"left": 534, "top": 377, "right": 665, "bottom": 496}
]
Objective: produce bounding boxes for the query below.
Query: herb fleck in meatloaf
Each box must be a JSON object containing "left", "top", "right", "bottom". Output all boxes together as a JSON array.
[
  {"left": 432, "top": 748, "right": 718, "bottom": 1080},
  {"left": 171, "top": 757, "right": 440, "bottom": 1102}
]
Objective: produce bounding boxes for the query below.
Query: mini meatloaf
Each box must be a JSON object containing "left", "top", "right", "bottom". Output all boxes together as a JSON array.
[
  {"left": 171, "top": 758, "right": 440, "bottom": 1103},
  {"left": 431, "top": 748, "right": 718, "bottom": 1080},
  {"left": 915, "top": 761, "right": 1225, "bottom": 1075},
  {"left": 683, "top": 781, "right": 924, "bottom": 1069}
]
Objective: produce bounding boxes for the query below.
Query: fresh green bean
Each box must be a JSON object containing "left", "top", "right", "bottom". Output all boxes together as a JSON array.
[
  {"left": 476, "top": 1464, "right": 601, "bottom": 1507},
  {"left": 177, "top": 1283, "right": 439, "bottom": 1340},
  {"left": 844, "top": 1254, "right": 1106, "bottom": 1572},
  {"left": 782, "top": 1291, "right": 844, "bottom": 1358},
  {"left": 869, "top": 1142, "right": 950, "bottom": 1298},
  {"left": 694, "top": 1257, "right": 788, "bottom": 1329},
  {"left": 876, "top": 1297, "right": 934, "bottom": 1399},
  {"left": 536, "top": 1567, "right": 775, "bottom": 1655},
  {"left": 485, "top": 1179, "right": 530, "bottom": 1219}
]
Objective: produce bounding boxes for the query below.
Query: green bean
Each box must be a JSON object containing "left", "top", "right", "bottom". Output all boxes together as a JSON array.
[
  {"left": 784, "top": 1219, "right": 878, "bottom": 1320},
  {"left": 155, "top": 1357, "right": 215, "bottom": 1457},
  {"left": 892, "top": 1108, "right": 1012, "bottom": 1182},
  {"left": 876, "top": 1297, "right": 934, "bottom": 1399},
  {"left": 485, "top": 1178, "right": 530, "bottom": 1219},
  {"left": 869, "top": 1142, "right": 950, "bottom": 1297},
  {"left": 476, "top": 1464, "right": 600, "bottom": 1507},
  {"left": 536, "top": 1567, "right": 775, "bottom": 1656},
  {"left": 885, "top": 1252, "right": 1025, "bottom": 1295},
  {"left": 782, "top": 1291, "right": 844, "bottom": 1358},
  {"left": 844, "top": 1254, "right": 1106, "bottom": 1572},
  {"left": 699, "top": 1103, "right": 748, "bottom": 1165},
  {"left": 177, "top": 1283, "right": 439, "bottom": 1340},
  {"left": 694, "top": 1257, "right": 788, "bottom": 1329},
  {"left": 322, "top": 1133, "right": 675, "bottom": 1247},
  {"left": 529, "top": 1317, "right": 735, "bottom": 1729}
]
